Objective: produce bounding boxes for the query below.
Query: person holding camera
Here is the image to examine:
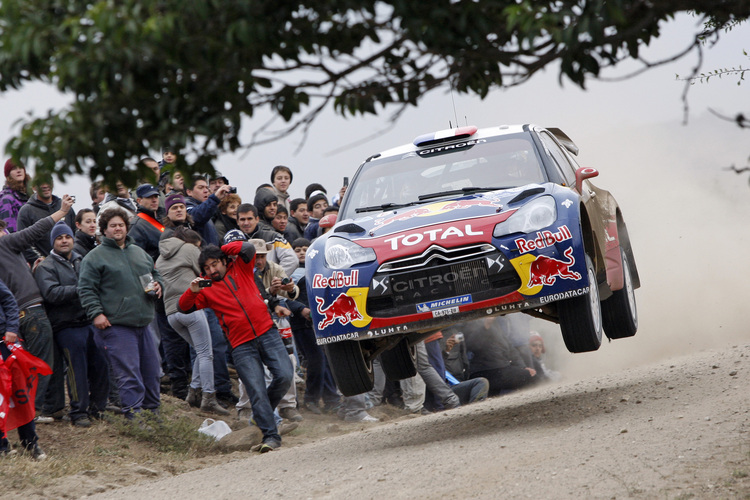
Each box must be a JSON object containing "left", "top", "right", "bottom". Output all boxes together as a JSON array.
[
  {"left": 179, "top": 233, "right": 293, "bottom": 453},
  {"left": 183, "top": 175, "right": 232, "bottom": 246}
]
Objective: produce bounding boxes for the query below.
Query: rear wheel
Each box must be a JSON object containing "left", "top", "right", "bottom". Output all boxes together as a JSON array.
[
  {"left": 324, "top": 340, "right": 374, "bottom": 396},
  {"left": 602, "top": 247, "right": 638, "bottom": 339},
  {"left": 379, "top": 337, "right": 417, "bottom": 381},
  {"left": 559, "top": 254, "right": 603, "bottom": 353}
]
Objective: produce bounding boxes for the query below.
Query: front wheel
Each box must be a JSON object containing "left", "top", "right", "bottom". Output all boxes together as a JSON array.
[
  {"left": 559, "top": 254, "right": 603, "bottom": 353},
  {"left": 602, "top": 247, "right": 638, "bottom": 339},
  {"left": 379, "top": 337, "right": 417, "bottom": 381},
  {"left": 324, "top": 340, "right": 374, "bottom": 397}
]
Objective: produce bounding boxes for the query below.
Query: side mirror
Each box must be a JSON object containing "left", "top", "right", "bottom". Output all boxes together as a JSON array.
[{"left": 575, "top": 167, "right": 599, "bottom": 194}]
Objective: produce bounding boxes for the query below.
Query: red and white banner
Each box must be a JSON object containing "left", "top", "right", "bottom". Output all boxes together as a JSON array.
[{"left": 0, "top": 343, "right": 52, "bottom": 435}]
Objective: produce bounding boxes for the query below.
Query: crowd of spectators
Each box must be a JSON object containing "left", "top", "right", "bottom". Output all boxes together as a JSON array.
[{"left": 0, "top": 151, "right": 562, "bottom": 458}]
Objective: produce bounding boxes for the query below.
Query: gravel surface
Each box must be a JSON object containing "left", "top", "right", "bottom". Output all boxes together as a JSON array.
[{"left": 92, "top": 341, "right": 750, "bottom": 499}]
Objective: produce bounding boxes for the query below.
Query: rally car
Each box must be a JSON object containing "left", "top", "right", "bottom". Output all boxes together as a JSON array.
[{"left": 306, "top": 124, "right": 639, "bottom": 396}]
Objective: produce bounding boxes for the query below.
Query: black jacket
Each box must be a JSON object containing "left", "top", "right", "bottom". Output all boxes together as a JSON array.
[
  {"left": 34, "top": 250, "right": 89, "bottom": 330},
  {"left": 73, "top": 230, "right": 97, "bottom": 257},
  {"left": 129, "top": 207, "right": 164, "bottom": 262}
]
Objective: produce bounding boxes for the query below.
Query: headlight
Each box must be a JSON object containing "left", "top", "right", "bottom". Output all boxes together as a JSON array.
[
  {"left": 493, "top": 196, "right": 557, "bottom": 237},
  {"left": 324, "top": 237, "right": 377, "bottom": 269}
]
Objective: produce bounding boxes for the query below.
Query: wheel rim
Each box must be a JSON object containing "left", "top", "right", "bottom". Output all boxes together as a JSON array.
[
  {"left": 587, "top": 260, "right": 602, "bottom": 340},
  {"left": 622, "top": 252, "right": 638, "bottom": 326}
]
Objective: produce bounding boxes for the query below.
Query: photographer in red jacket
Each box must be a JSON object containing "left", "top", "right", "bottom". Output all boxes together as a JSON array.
[{"left": 178, "top": 232, "right": 293, "bottom": 453}]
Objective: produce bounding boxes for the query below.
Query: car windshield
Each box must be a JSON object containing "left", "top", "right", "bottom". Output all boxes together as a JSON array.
[{"left": 341, "top": 133, "right": 546, "bottom": 219}]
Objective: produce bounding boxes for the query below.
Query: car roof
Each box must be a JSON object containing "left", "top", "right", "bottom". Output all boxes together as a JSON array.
[{"left": 367, "top": 124, "right": 578, "bottom": 161}]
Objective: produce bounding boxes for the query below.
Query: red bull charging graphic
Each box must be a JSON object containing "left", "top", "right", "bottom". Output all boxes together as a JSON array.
[
  {"left": 527, "top": 247, "right": 581, "bottom": 287},
  {"left": 315, "top": 293, "right": 364, "bottom": 330}
]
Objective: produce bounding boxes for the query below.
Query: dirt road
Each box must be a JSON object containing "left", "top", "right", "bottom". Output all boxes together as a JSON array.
[{"left": 92, "top": 341, "right": 750, "bottom": 499}]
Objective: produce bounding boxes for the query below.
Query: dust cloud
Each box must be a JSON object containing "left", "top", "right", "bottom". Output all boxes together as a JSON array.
[{"left": 530, "top": 115, "right": 750, "bottom": 380}]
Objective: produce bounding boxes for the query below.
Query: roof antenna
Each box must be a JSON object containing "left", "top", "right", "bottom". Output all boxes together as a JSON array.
[{"left": 449, "top": 80, "right": 459, "bottom": 129}]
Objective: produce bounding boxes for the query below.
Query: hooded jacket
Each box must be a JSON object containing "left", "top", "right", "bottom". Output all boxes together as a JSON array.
[
  {"left": 254, "top": 188, "right": 278, "bottom": 229},
  {"left": 155, "top": 236, "right": 202, "bottom": 316},
  {"left": 0, "top": 184, "right": 29, "bottom": 233},
  {"left": 178, "top": 241, "right": 276, "bottom": 348},
  {"left": 17, "top": 193, "right": 76, "bottom": 263}
]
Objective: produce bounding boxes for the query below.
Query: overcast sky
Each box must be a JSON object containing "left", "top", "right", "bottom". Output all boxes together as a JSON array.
[{"left": 1, "top": 13, "right": 748, "bottom": 372}]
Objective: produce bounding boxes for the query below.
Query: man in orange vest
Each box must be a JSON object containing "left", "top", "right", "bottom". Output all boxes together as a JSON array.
[{"left": 128, "top": 183, "right": 165, "bottom": 262}]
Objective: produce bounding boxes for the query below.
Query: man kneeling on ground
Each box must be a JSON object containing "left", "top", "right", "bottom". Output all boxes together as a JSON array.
[{"left": 178, "top": 240, "right": 293, "bottom": 453}]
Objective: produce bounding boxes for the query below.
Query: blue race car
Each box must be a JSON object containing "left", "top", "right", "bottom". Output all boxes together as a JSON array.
[{"left": 306, "top": 124, "right": 640, "bottom": 396}]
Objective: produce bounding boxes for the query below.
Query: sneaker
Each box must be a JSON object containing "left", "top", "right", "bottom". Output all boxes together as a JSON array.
[
  {"left": 251, "top": 440, "right": 280, "bottom": 453},
  {"left": 344, "top": 413, "right": 379, "bottom": 423},
  {"left": 216, "top": 391, "right": 239, "bottom": 407},
  {"left": 73, "top": 417, "right": 92, "bottom": 428},
  {"left": 278, "top": 407, "right": 303, "bottom": 422},
  {"left": 27, "top": 444, "right": 47, "bottom": 461},
  {"left": 278, "top": 421, "right": 299, "bottom": 436},
  {"left": 0, "top": 449, "right": 18, "bottom": 458},
  {"left": 33, "top": 415, "right": 54, "bottom": 424},
  {"left": 304, "top": 401, "right": 322, "bottom": 415}
]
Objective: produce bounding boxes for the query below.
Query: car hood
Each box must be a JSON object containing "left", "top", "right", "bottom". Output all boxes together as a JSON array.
[{"left": 337, "top": 184, "right": 552, "bottom": 239}]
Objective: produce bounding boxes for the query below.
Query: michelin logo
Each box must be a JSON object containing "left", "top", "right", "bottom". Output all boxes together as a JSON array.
[{"left": 417, "top": 295, "right": 472, "bottom": 313}]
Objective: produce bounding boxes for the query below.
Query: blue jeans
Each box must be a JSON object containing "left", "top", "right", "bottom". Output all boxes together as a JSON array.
[
  {"left": 204, "top": 309, "right": 232, "bottom": 395},
  {"left": 94, "top": 325, "right": 161, "bottom": 417},
  {"left": 168, "top": 311, "right": 214, "bottom": 393},
  {"left": 231, "top": 327, "right": 293, "bottom": 444}
]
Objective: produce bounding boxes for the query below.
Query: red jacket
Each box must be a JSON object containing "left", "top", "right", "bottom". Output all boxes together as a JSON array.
[{"left": 178, "top": 241, "right": 274, "bottom": 348}]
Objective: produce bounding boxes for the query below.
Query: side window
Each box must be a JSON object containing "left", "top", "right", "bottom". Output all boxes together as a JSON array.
[{"left": 540, "top": 133, "right": 577, "bottom": 186}]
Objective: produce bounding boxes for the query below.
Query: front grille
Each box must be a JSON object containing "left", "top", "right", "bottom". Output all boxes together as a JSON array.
[{"left": 367, "top": 245, "right": 521, "bottom": 317}]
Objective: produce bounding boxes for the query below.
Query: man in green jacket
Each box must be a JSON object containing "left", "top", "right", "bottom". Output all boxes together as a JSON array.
[{"left": 78, "top": 208, "right": 163, "bottom": 418}]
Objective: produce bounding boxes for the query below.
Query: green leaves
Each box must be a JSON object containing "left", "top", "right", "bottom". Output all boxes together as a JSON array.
[{"left": 1, "top": 0, "right": 748, "bottom": 185}]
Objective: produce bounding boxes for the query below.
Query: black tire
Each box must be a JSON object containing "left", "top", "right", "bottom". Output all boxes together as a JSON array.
[
  {"left": 559, "top": 254, "right": 603, "bottom": 353},
  {"left": 602, "top": 247, "right": 638, "bottom": 339},
  {"left": 324, "top": 340, "right": 374, "bottom": 397},
  {"left": 379, "top": 337, "right": 417, "bottom": 381}
]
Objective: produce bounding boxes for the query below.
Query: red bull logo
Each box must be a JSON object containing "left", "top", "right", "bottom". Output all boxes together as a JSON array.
[
  {"left": 315, "top": 293, "right": 364, "bottom": 330},
  {"left": 527, "top": 247, "right": 581, "bottom": 287},
  {"left": 373, "top": 197, "right": 503, "bottom": 230},
  {"left": 515, "top": 225, "right": 572, "bottom": 254},
  {"left": 311, "top": 270, "right": 360, "bottom": 289}
]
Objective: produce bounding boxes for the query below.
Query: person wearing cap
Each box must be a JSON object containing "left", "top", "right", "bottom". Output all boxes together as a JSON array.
[
  {"left": 128, "top": 183, "right": 166, "bottom": 262},
  {"left": 303, "top": 190, "right": 329, "bottom": 241},
  {"left": 0, "top": 159, "right": 31, "bottom": 233},
  {"left": 179, "top": 235, "right": 293, "bottom": 453},
  {"left": 17, "top": 176, "right": 77, "bottom": 265},
  {"left": 0, "top": 194, "right": 75, "bottom": 419},
  {"left": 208, "top": 172, "right": 229, "bottom": 194},
  {"left": 270, "top": 165, "right": 293, "bottom": 211},
  {"left": 35, "top": 221, "right": 109, "bottom": 427}
]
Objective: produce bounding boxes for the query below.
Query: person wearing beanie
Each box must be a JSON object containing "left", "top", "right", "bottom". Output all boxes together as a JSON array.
[
  {"left": 270, "top": 165, "right": 293, "bottom": 211},
  {"left": 303, "top": 191, "right": 328, "bottom": 241},
  {"left": 0, "top": 159, "right": 31, "bottom": 234},
  {"left": 35, "top": 220, "right": 109, "bottom": 427}
]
